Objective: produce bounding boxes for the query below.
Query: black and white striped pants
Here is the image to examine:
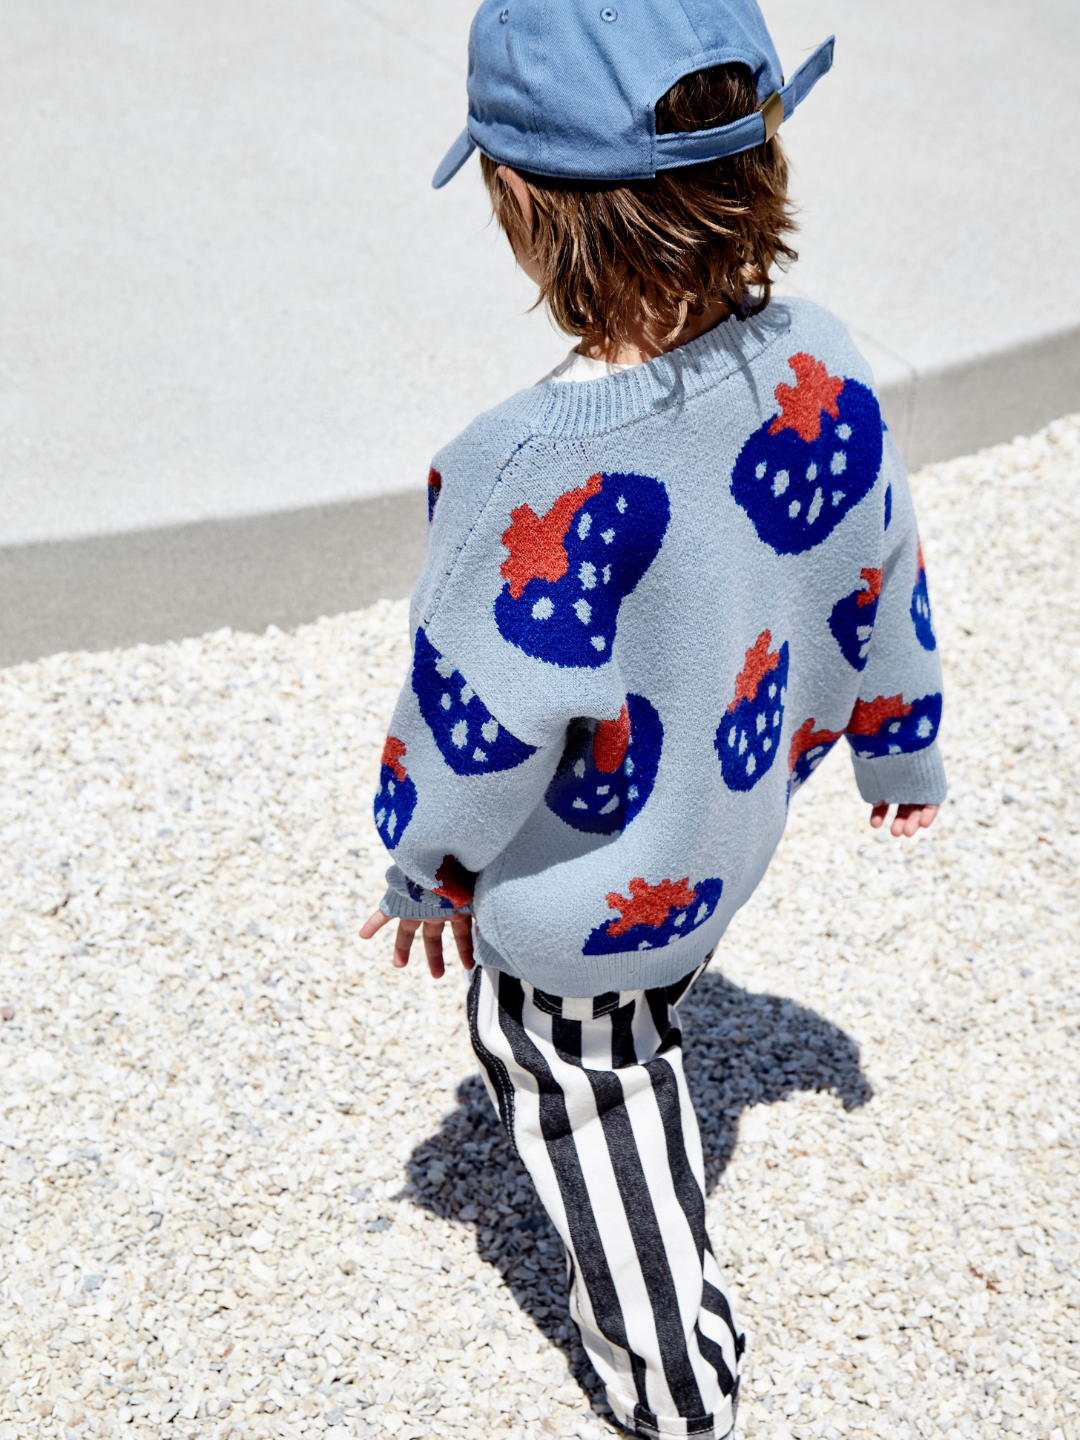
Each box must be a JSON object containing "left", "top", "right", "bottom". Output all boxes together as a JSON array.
[{"left": 468, "top": 962, "right": 744, "bottom": 1440}]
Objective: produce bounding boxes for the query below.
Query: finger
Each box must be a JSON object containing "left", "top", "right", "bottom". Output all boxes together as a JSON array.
[
  {"left": 359, "top": 909, "right": 393, "bottom": 940},
  {"left": 869, "top": 803, "right": 888, "bottom": 829},
  {"left": 450, "top": 914, "right": 475, "bottom": 970},
  {"left": 919, "top": 805, "right": 939, "bottom": 829},
  {"left": 890, "top": 804, "right": 913, "bottom": 837},
  {"left": 892, "top": 804, "right": 923, "bottom": 838},
  {"left": 393, "top": 919, "right": 420, "bottom": 968},
  {"left": 422, "top": 920, "right": 446, "bottom": 979}
]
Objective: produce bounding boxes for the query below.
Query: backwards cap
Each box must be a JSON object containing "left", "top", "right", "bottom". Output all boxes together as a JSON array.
[{"left": 433, "top": 0, "right": 833, "bottom": 189}]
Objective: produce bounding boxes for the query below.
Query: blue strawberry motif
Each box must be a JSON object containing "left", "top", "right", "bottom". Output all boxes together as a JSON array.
[
  {"left": 910, "top": 542, "right": 936, "bottom": 650},
  {"left": 884, "top": 482, "right": 893, "bottom": 530},
  {"left": 583, "top": 875, "right": 724, "bottom": 955},
  {"left": 427, "top": 467, "right": 442, "bottom": 524},
  {"left": 494, "top": 471, "right": 670, "bottom": 668},
  {"left": 716, "top": 631, "right": 788, "bottom": 792},
  {"left": 731, "top": 353, "right": 883, "bottom": 553},
  {"left": 545, "top": 693, "right": 663, "bottom": 834},
  {"left": 787, "top": 717, "right": 844, "bottom": 797},
  {"left": 828, "top": 567, "right": 882, "bottom": 671},
  {"left": 373, "top": 736, "right": 417, "bottom": 850},
  {"left": 846, "top": 692, "right": 942, "bottom": 759},
  {"left": 412, "top": 628, "right": 536, "bottom": 776}
]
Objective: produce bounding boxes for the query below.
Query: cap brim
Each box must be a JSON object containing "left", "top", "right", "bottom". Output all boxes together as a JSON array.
[{"left": 432, "top": 128, "right": 477, "bottom": 189}]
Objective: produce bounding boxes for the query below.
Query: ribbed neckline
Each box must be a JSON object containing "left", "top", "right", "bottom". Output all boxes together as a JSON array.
[{"left": 530, "top": 301, "right": 794, "bottom": 439}]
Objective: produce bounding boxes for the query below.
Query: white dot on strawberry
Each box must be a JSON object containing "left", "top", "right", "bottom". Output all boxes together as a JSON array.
[
  {"left": 532, "top": 597, "right": 553, "bottom": 619},
  {"left": 773, "top": 470, "right": 789, "bottom": 495},
  {"left": 831, "top": 450, "right": 847, "bottom": 474},
  {"left": 574, "top": 599, "right": 592, "bottom": 624}
]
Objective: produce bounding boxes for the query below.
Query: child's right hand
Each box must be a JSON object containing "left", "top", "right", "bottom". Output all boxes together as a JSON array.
[
  {"left": 359, "top": 909, "right": 475, "bottom": 979},
  {"left": 869, "top": 803, "right": 938, "bottom": 837}
]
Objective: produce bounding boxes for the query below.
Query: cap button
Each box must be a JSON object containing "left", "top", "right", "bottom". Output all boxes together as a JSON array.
[
  {"left": 499, "top": 6, "right": 509, "bottom": 20},
  {"left": 600, "top": 7, "right": 617, "bottom": 20}
]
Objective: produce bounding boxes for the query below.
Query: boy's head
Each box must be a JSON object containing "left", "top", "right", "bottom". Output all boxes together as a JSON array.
[{"left": 434, "top": 0, "right": 833, "bottom": 350}]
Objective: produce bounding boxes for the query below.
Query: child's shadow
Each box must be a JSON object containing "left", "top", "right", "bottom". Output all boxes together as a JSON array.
[{"left": 404, "top": 971, "right": 871, "bottom": 1411}]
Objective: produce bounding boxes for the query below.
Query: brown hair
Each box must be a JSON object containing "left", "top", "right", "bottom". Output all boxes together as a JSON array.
[{"left": 480, "top": 63, "right": 796, "bottom": 352}]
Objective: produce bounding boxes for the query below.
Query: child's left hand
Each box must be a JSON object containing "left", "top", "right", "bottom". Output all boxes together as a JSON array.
[
  {"left": 869, "top": 803, "right": 938, "bottom": 837},
  {"left": 359, "top": 909, "right": 475, "bottom": 979}
]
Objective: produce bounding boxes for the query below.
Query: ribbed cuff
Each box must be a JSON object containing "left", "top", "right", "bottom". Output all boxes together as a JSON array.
[
  {"left": 378, "top": 888, "right": 455, "bottom": 921},
  {"left": 379, "top": 866, "right": 474, "bottom": 921},
  {"left": 849, "top": 742, "right": 947, "bottom": 805}
]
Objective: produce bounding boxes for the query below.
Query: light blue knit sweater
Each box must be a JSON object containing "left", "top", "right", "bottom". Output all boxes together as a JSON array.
[{"left": 375, "top": 299, "right": 945, "bottom": 996}]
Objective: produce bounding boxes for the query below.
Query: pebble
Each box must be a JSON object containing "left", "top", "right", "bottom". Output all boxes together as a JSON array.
[{"left": 0, "top": 415, "right": 1078, "bottom": 1440}]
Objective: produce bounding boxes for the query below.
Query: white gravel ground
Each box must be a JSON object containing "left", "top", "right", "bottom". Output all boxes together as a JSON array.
[{"left": 1, "top": 416, "right": 1078, "bottom": 1440}]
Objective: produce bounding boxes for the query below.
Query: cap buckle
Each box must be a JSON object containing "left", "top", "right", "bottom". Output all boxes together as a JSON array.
[{"left": 758, "top": 91, "right": 784, "bottom": 141}]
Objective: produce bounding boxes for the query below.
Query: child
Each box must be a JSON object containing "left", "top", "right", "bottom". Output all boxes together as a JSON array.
[{"left": 362, "top": 2, "right": 944, "bottom": 1435}]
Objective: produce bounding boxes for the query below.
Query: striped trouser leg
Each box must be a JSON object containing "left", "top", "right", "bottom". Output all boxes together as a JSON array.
[{"left": 468, "top": 963, "right": 744, "bottom": 1440}]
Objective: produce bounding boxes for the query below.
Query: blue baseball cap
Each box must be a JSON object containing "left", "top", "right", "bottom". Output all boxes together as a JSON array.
[{"left": 433, "top": 0, "right": 833, "bottom": 189}]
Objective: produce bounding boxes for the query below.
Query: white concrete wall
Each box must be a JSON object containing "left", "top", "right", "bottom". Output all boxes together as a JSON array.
[{"left": 2, "top": 0, "right": 1078, "bottom": 661}]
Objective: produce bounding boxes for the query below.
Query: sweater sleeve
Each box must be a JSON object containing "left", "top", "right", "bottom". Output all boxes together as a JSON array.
[
  {"left": 373, "top": 646, "right": 564, "bottom": 920},
  {"left": 371, "top": 440, "right": 598, "bottom": 920},
  {"left": 844, "top": 437, "right": 947, "bottom": 806},
  {"left": 372, "top": 417, "right": 658, "bottom": 919}
]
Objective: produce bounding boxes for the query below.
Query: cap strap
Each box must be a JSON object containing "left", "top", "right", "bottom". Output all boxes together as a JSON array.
[
  {"left": 654, "top": 35, "right": 834, "bottom": 171},
  {"left": 758, "top": 91, "right": 784, "bottom": 142}
]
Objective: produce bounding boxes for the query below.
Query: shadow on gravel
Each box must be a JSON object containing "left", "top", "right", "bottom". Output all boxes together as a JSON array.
[{"left": 404, "top": 971, "right": 872, "bottom": 1419}]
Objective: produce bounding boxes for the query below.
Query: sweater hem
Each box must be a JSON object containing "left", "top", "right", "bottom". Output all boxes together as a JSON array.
[{"left": 474, "top": 925, "right": 724, "bottom": 998}]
